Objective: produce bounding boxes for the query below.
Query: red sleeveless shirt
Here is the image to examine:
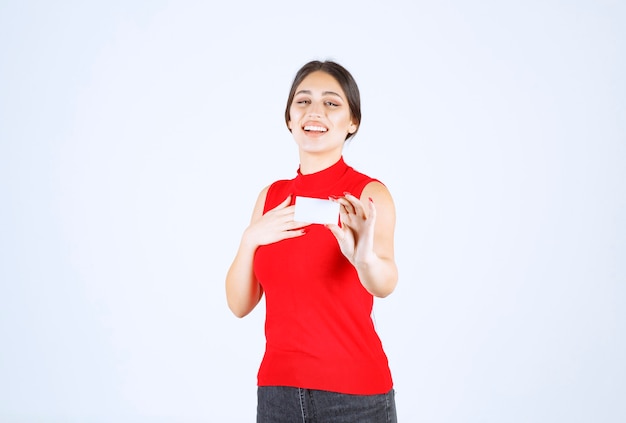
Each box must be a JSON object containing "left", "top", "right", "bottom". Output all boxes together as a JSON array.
[{"left": 253, "top": 157, "right": 393, "bottom": 395}]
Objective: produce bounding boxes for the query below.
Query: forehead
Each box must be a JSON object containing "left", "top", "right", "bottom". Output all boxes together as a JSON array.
[{"left": 295, "top": 71, "right": 345, "bottom": 97}]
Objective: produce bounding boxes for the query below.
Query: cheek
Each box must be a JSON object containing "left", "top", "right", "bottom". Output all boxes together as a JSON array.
[
  {"left": 288, "top": 108, "right": 299, "bottom": 128},
  {"left": 291, "top": 107, "right": 309, "bottom": 127},
  {"left": 337, "top": 113, "right": 354, "bottom": 129}
]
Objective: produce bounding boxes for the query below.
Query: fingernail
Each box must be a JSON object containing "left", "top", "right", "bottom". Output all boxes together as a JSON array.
[{"left": 369, "top": 197, "right": 374, "bottom": 203}]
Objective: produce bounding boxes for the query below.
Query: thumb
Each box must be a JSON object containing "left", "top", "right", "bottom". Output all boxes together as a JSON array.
[
  {"left": 273, "top": 194, "right": 293, "bottom": 211},
  {"left": 325, "top": 223, "right": 344, "bottom": 242},
  {"left": 367, "top": 196, "right": 377, "bottom": 221}
]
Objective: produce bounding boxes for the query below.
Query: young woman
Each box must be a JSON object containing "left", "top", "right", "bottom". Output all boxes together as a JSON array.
[{"left": 225, "top": 60, "right": 398, "bottom": 422}]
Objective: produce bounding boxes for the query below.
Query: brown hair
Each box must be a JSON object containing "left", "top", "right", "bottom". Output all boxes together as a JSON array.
[{"left": 284, "top": 60, "right": 361, "bottom": 141}]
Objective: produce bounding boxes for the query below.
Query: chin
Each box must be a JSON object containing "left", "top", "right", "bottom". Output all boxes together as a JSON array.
[{"left": 296, "top": 138, "right": 342, "bottom": 152}]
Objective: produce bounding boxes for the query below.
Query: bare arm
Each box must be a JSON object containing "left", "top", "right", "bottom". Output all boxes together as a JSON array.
[
  {"left": 327, "top": 181, "right": 398, "bottom": 298},
  {"left": 225, "top": 188, "right": 307, "bottom": 317},
  {"left": 225, "top": 187, "right": 267, "bottom": 318}
]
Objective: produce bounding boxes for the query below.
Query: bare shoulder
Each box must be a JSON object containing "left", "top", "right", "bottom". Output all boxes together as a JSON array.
[
  {"left": 362, "top": 181, "right": 396, "bottom": 258},
  {"left": 361, "top": 181, "right": 395, "bottom": 210},
  {"left": 250, "top": 185, "right": 270, "bottom": 223}
]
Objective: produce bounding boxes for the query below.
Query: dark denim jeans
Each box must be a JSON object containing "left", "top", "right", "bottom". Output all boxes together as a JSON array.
[{"left": 257, "top": 386, "right": 397, "bottom": 423}]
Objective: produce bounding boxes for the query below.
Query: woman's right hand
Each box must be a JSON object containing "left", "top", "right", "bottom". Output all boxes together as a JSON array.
[{"left": 243, "top": 195, "right": 308, "bottom": 248}]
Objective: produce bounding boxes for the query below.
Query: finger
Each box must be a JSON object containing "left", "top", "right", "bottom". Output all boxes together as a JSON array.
[
  {"left": 335, "top": 197, "right": 356, "bottom": 215},
  {"left": 267, "top": 204, "right": 297, "bottom": 222},
  {"left": 286, "top": 221, "right": 310, "bottom": 230},
  {"left": 350, "top": 199, "right": 367, "bottom": 219},
  {"left": 344, "top": 192, "right": 370, "bottom": 217},
  {"left": 277, "top": 227, "right": 308, "bottom": 241},
  {"left": 367, "top": 196, "right": 377, "bottom": 221},
  {"left": 272, "top": 195, "right": 293, "bottom": 211},
  {"left": 324, "top": 223, "right": 344, "bottom": 241},
  {"left": 275, "top": 204, "right": 296, "bottom": 219},
  {"left": 338, "top": 209, "right": 354, "bottom": 229}
]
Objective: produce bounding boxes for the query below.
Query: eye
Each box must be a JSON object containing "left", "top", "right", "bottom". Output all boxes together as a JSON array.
[
  {"left": 325, "top": 101, "right": 339, "bottom": 107},
  {"left": 295, "top": 98, "right": 310, "bottom": 105}
]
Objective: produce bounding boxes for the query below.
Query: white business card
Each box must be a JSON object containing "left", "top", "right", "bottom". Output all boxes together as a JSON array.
[{"left": 294, "top": 196, "right": 340, "bottom": 224}]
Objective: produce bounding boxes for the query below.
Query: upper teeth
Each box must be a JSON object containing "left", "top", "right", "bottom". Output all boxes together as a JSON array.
[{"left": 304, "top": 126, "right": 327, "bottom": 132}]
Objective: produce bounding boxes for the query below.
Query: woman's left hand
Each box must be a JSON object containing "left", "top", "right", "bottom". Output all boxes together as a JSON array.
[{"left": 326, "top": 192, "right": 376, "bottom": 266}]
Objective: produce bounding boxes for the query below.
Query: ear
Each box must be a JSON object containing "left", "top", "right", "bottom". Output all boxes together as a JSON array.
[{"left": 348, "top": 121, "right": 358, "bottom": 134}]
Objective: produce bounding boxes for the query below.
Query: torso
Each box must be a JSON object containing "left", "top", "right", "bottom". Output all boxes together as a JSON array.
[{"left": 253, "top": 157, "right": 393, "bottom": 395}]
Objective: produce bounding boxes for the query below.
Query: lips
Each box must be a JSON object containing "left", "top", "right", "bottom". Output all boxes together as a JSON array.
[{"left": 302, "top": 120, "right": 327, "bottom": 133}]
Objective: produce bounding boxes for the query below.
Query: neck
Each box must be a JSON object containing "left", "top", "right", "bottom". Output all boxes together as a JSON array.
[{"left": 298, "top": 151, "right": 343, "bottom": 175}]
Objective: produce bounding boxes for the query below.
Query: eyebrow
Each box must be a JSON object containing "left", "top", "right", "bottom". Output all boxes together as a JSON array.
[{"left": 295, "top": 89, "right": 344, "bottom": 99}]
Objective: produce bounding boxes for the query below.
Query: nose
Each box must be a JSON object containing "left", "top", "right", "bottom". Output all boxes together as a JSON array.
[{"left": 307, "top": 101, "right": 323, "bottom": 119}]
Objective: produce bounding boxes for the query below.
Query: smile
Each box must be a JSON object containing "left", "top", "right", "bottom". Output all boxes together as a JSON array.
[{"left": 303, "top": 125, "right": 328, "bottom": 133}]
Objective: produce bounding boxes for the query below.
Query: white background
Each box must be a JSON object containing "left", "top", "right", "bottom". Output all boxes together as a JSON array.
[{"left": 1, "top": 1, "right": 624, "bottom": 421}]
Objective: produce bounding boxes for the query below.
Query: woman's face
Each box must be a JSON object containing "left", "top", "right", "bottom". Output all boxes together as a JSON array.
[{"left": 288, "top": 71, "right": 357, "bottom": 157}]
